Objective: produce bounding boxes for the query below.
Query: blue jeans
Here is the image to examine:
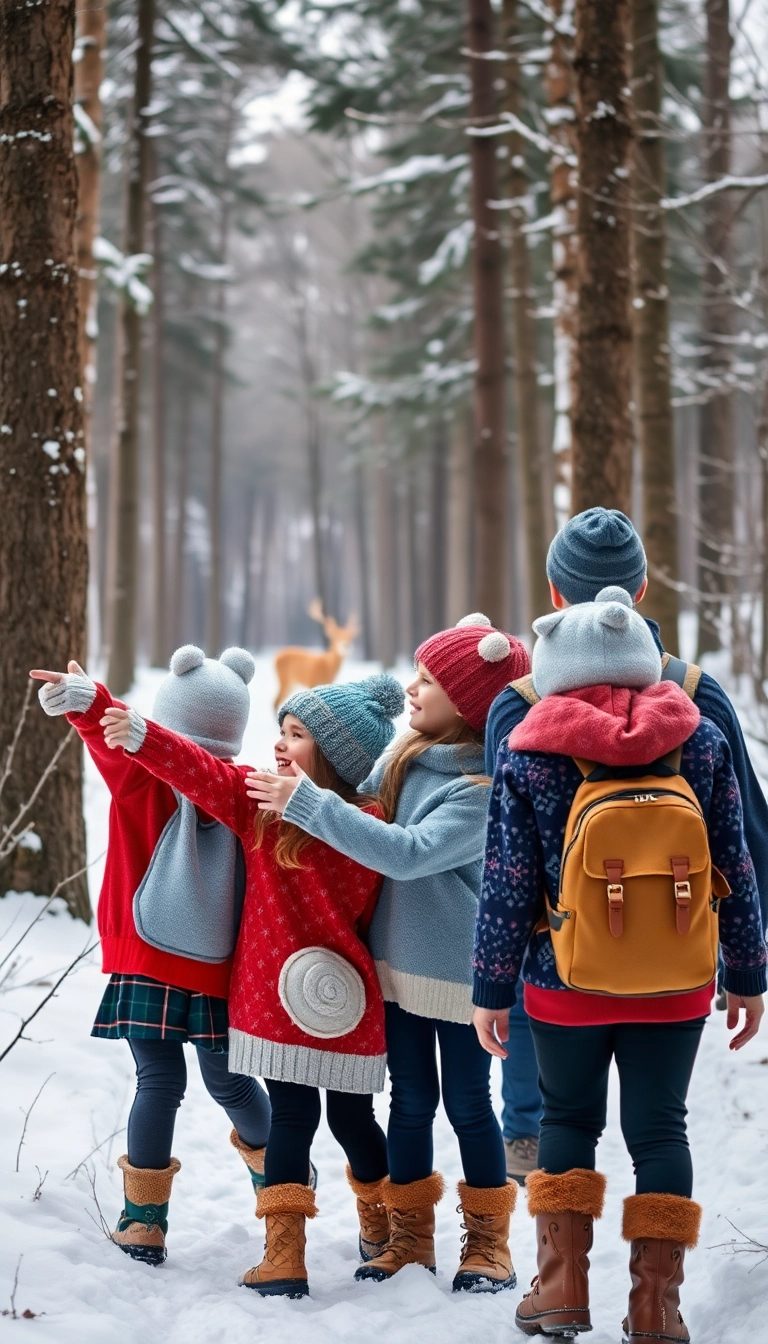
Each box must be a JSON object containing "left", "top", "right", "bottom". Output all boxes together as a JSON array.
[
  {"left": 385, "top": 1001, "right": 507, "bottom": 1187},
  {"left": 127, "top": 1039, "right": 271, "bottom": 1169},
  {"left": 500, "top": 994, "right": 543, "bottom": 1141}
]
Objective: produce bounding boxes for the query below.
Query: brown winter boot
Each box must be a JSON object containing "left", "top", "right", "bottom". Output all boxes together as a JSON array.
[
  {"left": 230, "top": 1127, "right": 318, "bottom": 1200},
  {"left": 452, "top": 1179, "right": 518, "bottom": 1293},
  {"left": 516, "top": 1168, "right": 607, "bottom": 1337},
  {"left": 112, "top": 1155, "right": 181, "bottom": 1266},
  {"left": 621, "top": 1193, "right": 702, "bottom": 1344},
  {"left": 355, "top": 1172, "right": 445, "bottom": 1282},
  {"left": 241, "top": 1183, "right": 317, "bottom": 1298},
  {"left": 346, "top": 1166, "right": 390, "bottom": 1262}
]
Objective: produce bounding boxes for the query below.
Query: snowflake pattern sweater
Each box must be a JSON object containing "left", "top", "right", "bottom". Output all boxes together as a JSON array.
[
  {"left": 473, "top": 683, "right": 767, "bottom": 1025},
  {"left": 137, "top": 719, "right": 387, "bottom": 1093},
  {"left": 67, "top": 683, "right": 232, "bottom": 997}
]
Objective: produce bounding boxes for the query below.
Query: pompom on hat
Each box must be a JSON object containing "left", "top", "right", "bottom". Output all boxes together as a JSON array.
[
  {"left": 415, "top": 615, "right": 530, "bottom": 731},
  {"left": 152, "top": 645, "right": 255, "bottom": 758},
  {"left": 279, "top": 673, "right": 405, "bottom": 786},
  {"left": 531, "top": 586, "right": 662, "bottom": 699}
]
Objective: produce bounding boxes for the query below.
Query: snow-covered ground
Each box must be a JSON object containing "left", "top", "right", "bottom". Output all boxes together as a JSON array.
[{"left": 1, "top": 656, "right": 767, "bottom": 1342}]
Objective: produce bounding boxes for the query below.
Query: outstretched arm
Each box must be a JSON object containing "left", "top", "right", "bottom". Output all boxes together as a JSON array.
[
  {"left": 29, "top": 663, "right": 148, "bottom": 797},
  {"left": 102, "top": 706, "right": 249, "bottom": 837},
  {"left": 246, "top": 765, "right": 489, "bottom": 880}
]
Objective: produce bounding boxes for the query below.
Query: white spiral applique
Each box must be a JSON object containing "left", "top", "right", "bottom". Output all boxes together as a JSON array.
[{"left": 278, "top": 947, "right": 366, "bottom": 1039}]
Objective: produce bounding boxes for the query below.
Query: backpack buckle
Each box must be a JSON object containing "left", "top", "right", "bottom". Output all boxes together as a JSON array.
[
  {"left": 671, "top": 857, "right": 691, "bottom": 934},
  {"left": 604, "top": 860, "right": 625, "bottom": 939}
]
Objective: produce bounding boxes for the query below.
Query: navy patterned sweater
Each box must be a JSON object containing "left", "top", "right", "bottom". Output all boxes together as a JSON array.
[{"left": 473, "top": 715, "right": 767, "bottom": 1011}]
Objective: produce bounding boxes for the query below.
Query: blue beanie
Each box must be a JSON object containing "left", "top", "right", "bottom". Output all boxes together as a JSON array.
[
  {"left": 546, "top": 508, "right": 647, "bottom": 605},
  {"left": 278, "top": 674, "right": 405, "bottom": 786}
]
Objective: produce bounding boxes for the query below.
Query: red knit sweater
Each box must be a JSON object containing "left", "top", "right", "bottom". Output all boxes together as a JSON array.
[
  {"left": 137, "top": 720, "right": 387, "bottom": 1091},
  {"left": 68, "top": 684, "right": 232, "bottom": 996}
]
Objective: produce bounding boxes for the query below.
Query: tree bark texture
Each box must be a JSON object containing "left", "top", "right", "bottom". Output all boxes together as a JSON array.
[
  {"left": 467, "top": 0, "right": 508, "bottom": 625},
  {"left": 206, "top": 207, "right": 229, "bottom": 656},
  {"left": 571, "top": 0, "right": 634, "bottom": 515},
  {"left": 106, "top": 0, "right": 154, "bottom": 694},
  {"left": 171, "top": 389, "right": 191, "bottom": 650},
  {"left": 502, "top": 0, "right": 551, "bottom": 624},
  {"left": 150, "top": 182, "right": 168, "bottom": 667},
  {"left": 545, "top": 0, "right": 578, "bottom": 523},
  {"left": 73, "top": 0, "right": 105, "bottom": 423},
  {"left": 375, "top": 461, "right": 397, "bottom": 668},
  {"left": 429, "top": 421, "right": 449, "bottom": 633},
  {"left": 446, "top": 411, "right": 473, "bottom": 623},
  {"left": 354, "top": 460, "right": 375, "bottom": 659},
  {"left": 0, "top": 0, "right": 90, "bottom": 918},
  {"left": 697, "top": 0, "right": 733, "bottom": 655},
  {"left": 631, "top": 0, "right": 679, "bottom": 654}
]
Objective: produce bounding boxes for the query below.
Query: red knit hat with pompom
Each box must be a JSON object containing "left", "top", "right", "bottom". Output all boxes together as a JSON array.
[{"left": 415, "top": 615, "right": 531, "bottom": 731}]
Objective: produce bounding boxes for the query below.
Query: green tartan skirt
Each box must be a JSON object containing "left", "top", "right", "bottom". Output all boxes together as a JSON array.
[{"left": 92, "top": 974, "right": 229, "bottom": 1051}]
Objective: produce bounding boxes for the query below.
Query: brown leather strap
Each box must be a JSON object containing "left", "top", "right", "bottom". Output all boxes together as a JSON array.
[
  {"left": 604, "top": 859, "right": 624, "bottom": 939},
  {"left": 573, "top": 757, "right": 597, "bottom": 779},
  {"left": 661, "top": 653, "right": 703, "bottom": 701},
  {"left": 671, "top": 856, "right": 691, "bottom": 934}
]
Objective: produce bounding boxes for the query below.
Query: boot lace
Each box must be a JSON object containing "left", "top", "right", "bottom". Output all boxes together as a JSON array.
[
  {"left": 383, "top": 1207, "right": 420, "bottom": 1266},
  {"left": 457, "top": 1211, "right": 500, "bottom": 1268}
]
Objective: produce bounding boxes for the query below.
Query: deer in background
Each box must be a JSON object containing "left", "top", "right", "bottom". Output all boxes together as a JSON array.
[{"left": 273, "top": 599, "right": 360, "bottom": 710}]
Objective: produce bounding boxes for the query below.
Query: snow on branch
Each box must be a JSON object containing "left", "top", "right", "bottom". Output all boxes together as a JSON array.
[
  {"left": 73, "top": 104, "right": 101, "bottom": 155},
  {"left": 466, "top": 111, "right": 576, "bottom": 165},
  {"left": 346, "top": 154, "right": 469, "bottom": 196},
  {"left": 92, "top": 238, "right": 153, "bottom": 314},
  {"left": 661, "top": 174, "right": 768, "bottom": 211},
  {"left": 419, "top": 220, "right": 474, "bottom": 284}
]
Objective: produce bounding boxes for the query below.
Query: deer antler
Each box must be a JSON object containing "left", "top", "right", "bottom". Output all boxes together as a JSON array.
[{"left": 307, "top": 598, "right": 326, "bottom": 625}]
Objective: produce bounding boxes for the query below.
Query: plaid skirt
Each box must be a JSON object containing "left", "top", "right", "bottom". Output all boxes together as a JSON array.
[{"left": 92, "top": 974, "right": 229, "bottom": 1051}]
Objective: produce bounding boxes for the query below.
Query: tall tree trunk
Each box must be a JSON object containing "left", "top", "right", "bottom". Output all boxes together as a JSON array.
[
  {"left": 545, "top": 0, "right": 578, "bottom": 524},
  {"left": 467, "top": 0, "right": 508, "bottom": 625},
  {"left": 239, "top": 484, "right": 257, "bottom": 648},
  {"left": 171, "top": 389, "right": 191, "bottom": 650},
  {"left": 697, "top": 0, "right": 733, "bottom": 656},
  {"left": 429, "top": 421, "right": 449, "bottom": 633},
  {"left": 375, "top": 460, "right": 397, "bottom": 668},
  {"left": 571, "top": 0, "right": 634, "bottom": 514},
  {"left": 74, "top": 0, "right": 105, "bottom": 660},
  {"left": 447, "top": 411, "right": 473, "bottom": 622},
  {"left": 254, "top": 493, "right": 275, "bottom": 651},
  {"left": 206, "top": 196, "right": 231, "bottom": 655},
  {"left": 354, "top": 460, "right": 374, "bottom": 659},
  {"left": 150, "top": 177, "right": 168, "bottom": 667},
  {"left": 106, "top": 0, "right": 154, "bottom": 694},
  {"left": 502, "top": 0, "right": 551, "bottom": 623},
  {"left": 631, "top": 0, "right": 679, "bottom": 653},
  {"left": 0, "top": 0, "right": 90, "bottom": 919}
]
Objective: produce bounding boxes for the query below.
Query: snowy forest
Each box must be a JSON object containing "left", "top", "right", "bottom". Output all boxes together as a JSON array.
[{"left": 3, "top": 2, "right": 768, "bottom": 1340}]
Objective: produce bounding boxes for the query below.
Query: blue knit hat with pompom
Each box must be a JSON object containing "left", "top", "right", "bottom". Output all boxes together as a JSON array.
[{"left": 278, "top": 674, "right": 404, "bottom": 785}]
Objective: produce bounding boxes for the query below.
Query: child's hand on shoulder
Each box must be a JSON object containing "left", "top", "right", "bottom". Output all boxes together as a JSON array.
[{"left": 246, "top": 763, "right": 306, "bottom": 814}]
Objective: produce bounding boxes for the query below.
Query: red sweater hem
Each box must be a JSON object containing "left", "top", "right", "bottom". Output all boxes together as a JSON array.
[
  {"left": 524, "top": 981, "right": 714, "bottom": 1026},
  {"left": 100, "top": 935, "right": 231, "bottom": 998}
]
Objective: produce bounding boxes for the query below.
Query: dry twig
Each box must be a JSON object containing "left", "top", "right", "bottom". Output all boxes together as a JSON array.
[
  {"left": 0, "top": 853, "right": 103, "bottom": 978},
  {"left": 66, "top": 1126, "right": 126, "bottom": 1182},
  {"left": 0, "top": 725, "right": 76, "bottom": 862},
  {"left": 0, "top": 939, "right": 98, "bottom": 1064},
  {"left": 0, "top": 682, "right": 33, "bottom": 806},
  {"left": 15, "top": 1072, "right": 55, "bottom": 1171},
  {"left": 84, "top": 1166, "right": 114, "bottom": 1241}
]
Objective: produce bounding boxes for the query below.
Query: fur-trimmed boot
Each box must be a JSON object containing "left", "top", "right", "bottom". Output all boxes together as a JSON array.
[
  {"left": 453, "top": 1180, "right": 518, "bottom": 1294},
  {"left": 112, "top": 1155, "right": 181, "bottom": 1266},
  {"left": 346, "top": 1166, "right": 390, "bottom": 1263},
  {"left": 355, "top": 1172, "right": 445, "bottom": 1282},
  {"left": 230, "top": 1128, "right": 318, "bottom": 1203},
  {"left": 516, "top": 1168, "right": 607, "bottom": 1337},
  {"left": 241, "top": 1183, "right": 318, "bottom": 1298},
  {"left": 622, "top": 1194, "right": 702, "bottom": 1344}
]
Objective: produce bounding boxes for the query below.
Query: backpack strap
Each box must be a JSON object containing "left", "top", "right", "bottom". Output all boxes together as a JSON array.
[
  {"left": 509, "top": 673, "right": 540, "bottom": 706},
  {"left": 661, "top": 652, "right": 702, "bottom": 700}
]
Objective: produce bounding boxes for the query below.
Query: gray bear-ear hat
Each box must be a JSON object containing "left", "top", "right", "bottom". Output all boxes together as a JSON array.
[
  {"left": 152, "top": 645, "right": 255, "bottom": 758},
  {"left": 531, "top": 586, "right": 662, "bottom": 699}
]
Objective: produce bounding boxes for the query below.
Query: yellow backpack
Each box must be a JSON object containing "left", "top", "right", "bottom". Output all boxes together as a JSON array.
[{"left": 510, "top": 656, "right": 730, "bottom": 997}]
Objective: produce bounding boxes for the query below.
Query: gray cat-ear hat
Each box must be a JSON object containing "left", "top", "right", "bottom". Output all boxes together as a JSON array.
[
  {"left": 152, "top": 645, "right": 255, "bottom": 757},
  {"left": 531, "top": 586, "right": 662, "bottom": 699}
]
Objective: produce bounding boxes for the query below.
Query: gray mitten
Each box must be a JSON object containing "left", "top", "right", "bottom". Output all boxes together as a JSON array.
[
  {"left": 122, "top": 708, "right": 148, "bottom": 754},
  {"left": 38, "top": 671, "right": 97, "bottom": 717}
]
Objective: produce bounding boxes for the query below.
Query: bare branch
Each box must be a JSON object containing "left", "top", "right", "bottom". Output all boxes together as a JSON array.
[
  {"left": 0, "top": 726, "right": 76, "bottom": 861},
  {"left": 0, "top": 852, "right": 103, "bottom": 976},
  {"left": 661, "top": 174, "right": 768, "bottom": 212},
  {"left": 15, "top": 1072, "right": 56, "bottom": 1171},
  {"left": 84, "top": 1167, "right": 114, "bottom": 1241},
  {"left": 65, "top": 1126, "right": 126, "bottom": 1181},
  {"left": 0, "top": 681, "right": 34, "bottom": 806},
  {"left": 33, "top": 1166, "right": 48, "bottom": 1201},
  {"left": 0, "top": 939, "right": 99, "bottom": 1064}
]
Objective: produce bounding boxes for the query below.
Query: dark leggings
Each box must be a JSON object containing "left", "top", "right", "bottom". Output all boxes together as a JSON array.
[
  {"left": 127, "top": 1039, "right": 271, "bottom": 1169},
  {"left": 530, "top": 1017, "right": 706, "bottom": 1196},
  {"left": 385, "top": 1001, "right": 507, "bottom": 1187},
  {"left": 264, "top": 1078, "right": 388, "bottom": 1187}
]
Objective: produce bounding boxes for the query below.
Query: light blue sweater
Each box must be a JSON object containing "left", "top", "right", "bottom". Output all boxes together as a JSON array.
[{"left": 283, "top": 743, "right": 489, "bottom": 1024}]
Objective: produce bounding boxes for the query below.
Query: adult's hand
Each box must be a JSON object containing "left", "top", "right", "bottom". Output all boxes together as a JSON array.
[
  {"left": 473, "top": 1006, "right": 510, "bottom": 1059},
  {"left": 726, "top": 993, "right": 764, "bottom": 1050},
  {"left": 245, "top": 763, "right": 307, "bottom": 813}
]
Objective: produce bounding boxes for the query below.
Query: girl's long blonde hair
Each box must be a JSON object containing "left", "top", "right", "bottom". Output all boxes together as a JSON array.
[
  {"left": 376, "top": 718, "right": 486, "bottom": 823},
  {"left": 253, "top": 742, "right": 377, "bottom": 869}
]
